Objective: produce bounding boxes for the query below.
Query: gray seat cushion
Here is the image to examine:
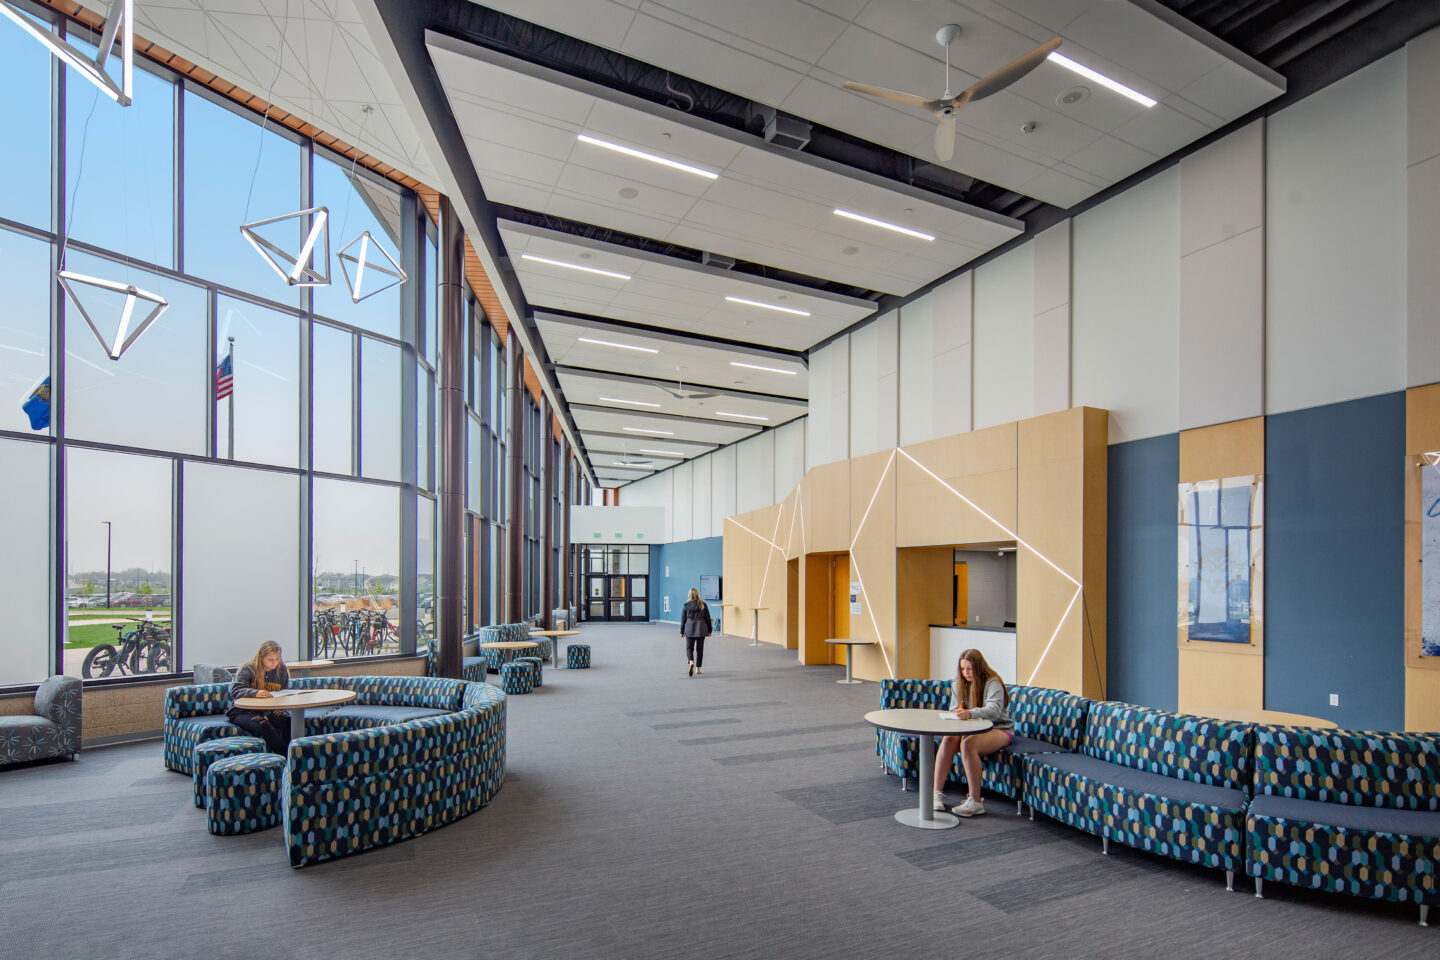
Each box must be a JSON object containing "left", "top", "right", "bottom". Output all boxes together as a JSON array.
[
  {"left": 0, "top": 715, "right": 57, "bottom": 732},
  {"left": 175, "top": 714, "right": 237, "bottom": 734},
  {"left": 1249, "top": 794, "right": 1440, "bottom": 836},
  {"left": 1004, "top": 735, "right": 1068, "bottom": 757},
  {"left": 1037, "top": 752, "right": 1248, "bottom": 812},
  {"left": 322, "top": 705, "right": 453, "bottom": 727}
]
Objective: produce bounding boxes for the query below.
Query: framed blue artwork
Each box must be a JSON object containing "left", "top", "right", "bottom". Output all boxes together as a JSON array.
[{"left": 1178, "top": 476, "right": 1263, "bottom": 647}]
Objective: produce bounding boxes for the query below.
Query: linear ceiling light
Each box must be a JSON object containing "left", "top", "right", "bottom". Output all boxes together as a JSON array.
[
  {"left": 640, "top": 448, "right": 685, "bottom": 457},
  {"left": 833, "top": 209, "right": 934, "bottom": 241},
  {"left": 577, "top": 133, "right": 719, "bottom": 179},
  {"left": 1046, "top": 52, "right": 1157, "bottom": 107},
  {"left": 578, "top": 337, "right": 657, "bottom": 354},
  {"left": 716, "top": 411, "right": 769, "bottom": 421},
  {"left": 2, "top": 0, "right": 133, "bottom": 105},
  {"left": 522, "top": 253, "right": 630, "bottom": 280},
  {"left": 724, "top": 296, "right": 810, "bottom": 317},
  {"left": 730, "top": 361, "right": 797, "bottom": 375},
  {"left": 599, "top": 396, "right": 661, "bottom": 408},
  {"left": 623, "top": 426, "right": 673, "bottom": 435}
]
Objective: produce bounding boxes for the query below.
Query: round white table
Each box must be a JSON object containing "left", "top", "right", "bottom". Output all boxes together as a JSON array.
[
  {"left": 529, "top": 629, "right": 580, "bottom": 667},
  {"left": 863, "top": 709, "right": 993, "bottom": 829},
  {"left": 234, "top": 688, "right": 355, "bottom": 740},
  {"left": 824, "top": 638, "right": 875, "bottom": 684}
]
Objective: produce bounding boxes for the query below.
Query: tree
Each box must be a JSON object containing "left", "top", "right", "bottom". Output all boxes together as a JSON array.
[
  {"left": 82, "top": 581, "right": 95, "bottom": 598},
  {"left": 139, "top": 582, "right": 154, "bottom": 596}
]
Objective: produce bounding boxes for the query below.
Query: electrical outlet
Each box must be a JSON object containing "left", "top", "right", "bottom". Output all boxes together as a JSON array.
[{"left": 1329, "top": 693, "right": 1340, "bottom": 707}]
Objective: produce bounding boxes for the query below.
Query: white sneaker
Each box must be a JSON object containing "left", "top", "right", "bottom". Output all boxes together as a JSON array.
[
  {"left": 952, "top": 797, "right": 985, "bottom": 818},
  {"left": 933, "top": 790, "right": 946, "bottom": 812}
]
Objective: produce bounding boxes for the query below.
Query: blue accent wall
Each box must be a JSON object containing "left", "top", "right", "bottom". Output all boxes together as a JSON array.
[
  {"left": 1107, "top": 433, "right": 1180, "bottom": 711},
  {"left": 1264, "top": 392, "right": 1405, "bottom": 730},
  {"left": 650, "top": 537, "right": 723, "bottom": 622}
]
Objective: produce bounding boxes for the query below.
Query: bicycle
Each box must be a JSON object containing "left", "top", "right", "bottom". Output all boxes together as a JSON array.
[{"left": 82, "top": 618, "right": 172, "bottom": 678}]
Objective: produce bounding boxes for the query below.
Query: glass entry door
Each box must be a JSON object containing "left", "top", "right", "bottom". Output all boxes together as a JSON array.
[{"left": 583, "top": 546, "right": 650, "bottom": 621}]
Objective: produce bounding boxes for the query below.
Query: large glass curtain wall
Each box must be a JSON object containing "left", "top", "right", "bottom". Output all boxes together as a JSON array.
[
  {"left": 463, "top": 296, "right": 505, "bottom": 634},
  {"left": 0, "top": 6, "right": 452, "bottom": 686},
  {"left": 522, "top": 395, "right": 542, "bottom": 620}
]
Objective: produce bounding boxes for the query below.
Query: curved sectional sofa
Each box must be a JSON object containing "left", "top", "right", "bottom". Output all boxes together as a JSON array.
[
  {"left": 878, "top": 681, "right": 1439, "bottom": 923},
  {"left": 164, "top": 675, "right": 506, "bottom": 867}
]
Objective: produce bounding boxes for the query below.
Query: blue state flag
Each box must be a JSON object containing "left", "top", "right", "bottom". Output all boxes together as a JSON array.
[{"left": 21, "top": 376, "right": 50, "bottom": 431}]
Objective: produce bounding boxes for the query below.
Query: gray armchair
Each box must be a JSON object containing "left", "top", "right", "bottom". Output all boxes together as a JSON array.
[{"left": 1, "top": 675, "right": 82, "bottom": 767}]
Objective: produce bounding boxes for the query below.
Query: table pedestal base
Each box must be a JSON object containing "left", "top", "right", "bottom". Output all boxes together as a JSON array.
[
  {"left": 896, "top": 808, "right": 958, "bottom": 828},
  {"left": 837, "top": 644, "right": 863, "bottom": 684},
  {"left": 750, "top": 610, "right": 760, "bottom": 647}
]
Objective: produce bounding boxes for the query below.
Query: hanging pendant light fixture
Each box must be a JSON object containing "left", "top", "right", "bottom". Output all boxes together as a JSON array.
[
  {"left": 240, "top": 206, "right": 331, "bottom": 287},
  {"left": 58, "top": 270, "right": 169, "bottom": 360},
  {"left": 1, "top": 0, "right": 134, "bottom": 105}
]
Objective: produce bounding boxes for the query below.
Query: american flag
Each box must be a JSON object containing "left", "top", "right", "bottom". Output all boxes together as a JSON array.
[{"left": 215, "top": 354, "right": 234, "bottom": 400}]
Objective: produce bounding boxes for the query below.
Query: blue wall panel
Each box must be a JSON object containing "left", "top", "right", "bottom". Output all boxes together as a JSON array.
[
  {"left": 650, "top": 537, "right": 723, "bottom": 622},
  {"left": 1264, "top": 392, "right": 1405, "bottom": 730},
  {"left": 1107, "top": 433, "right": 1180, "bottom": 711}
]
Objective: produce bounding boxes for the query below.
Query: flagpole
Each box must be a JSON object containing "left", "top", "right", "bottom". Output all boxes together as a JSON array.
[{"left": 226, "top": 336, "right": 235, "bottom": 461}]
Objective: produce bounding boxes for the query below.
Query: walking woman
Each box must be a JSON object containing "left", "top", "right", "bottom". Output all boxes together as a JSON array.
[
  {"left": 932, "top": 648, "right": 1014, "bottom": 817},
  {"left": 681, "top": 587, "right": 712, "bottom": 676},
  {"left": 227, "top": 639, "right": 293, "bottom": 755}
]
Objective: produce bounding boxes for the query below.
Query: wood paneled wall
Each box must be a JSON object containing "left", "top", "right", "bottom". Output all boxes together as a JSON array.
[{"left": 722, "top": 407, "right": 1107, "bottom": 696}]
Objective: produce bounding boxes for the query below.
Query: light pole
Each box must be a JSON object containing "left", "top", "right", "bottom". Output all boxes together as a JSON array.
[
  {"left": 102, "top": 521, "right": 112, "bottom": 610},
  {"left": 354, "top": 560, "right": 359, "bottom": 597}
]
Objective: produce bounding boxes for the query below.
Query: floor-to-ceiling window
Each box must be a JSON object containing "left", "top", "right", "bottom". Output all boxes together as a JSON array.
[{"left": 0, "top": 4, "right": 440, "bottom": 686}]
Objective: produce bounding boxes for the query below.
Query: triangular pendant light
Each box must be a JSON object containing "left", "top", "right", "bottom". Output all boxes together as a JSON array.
[
  {"left": 58, "top": 269, "right": 169, "bottom": 360},
  {"left": 337, "top": 230, "right": 407, "bottom": 302},
  {"left": 240, "top": 206, "right": 331, "bottom": 287},
  {"left": 1, "top": 0, "right": 134, "bottom": 105}
]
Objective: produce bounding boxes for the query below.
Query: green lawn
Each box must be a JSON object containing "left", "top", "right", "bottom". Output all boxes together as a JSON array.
[
  {"left": 64, "top": 619, "right": 171, "bottom": 650},
  {"left": 67, "top": 607, "right": 171, "bottom": 621}
]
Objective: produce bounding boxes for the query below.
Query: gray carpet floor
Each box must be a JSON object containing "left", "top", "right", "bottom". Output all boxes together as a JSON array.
[{"left": 1, "top": 622, "right": 1433, "bottom": 960}]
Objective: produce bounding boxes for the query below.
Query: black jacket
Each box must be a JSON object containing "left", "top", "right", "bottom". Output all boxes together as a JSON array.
[{"left": 681, "top": 599, "right": 712, "bottom": 639}]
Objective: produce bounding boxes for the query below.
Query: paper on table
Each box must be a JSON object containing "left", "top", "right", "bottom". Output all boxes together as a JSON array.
[{"left": 938, "top": 712, "right": 959, "bottom": 721}]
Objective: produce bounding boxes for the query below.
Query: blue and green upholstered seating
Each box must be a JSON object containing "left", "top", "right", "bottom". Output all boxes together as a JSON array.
[
  {"left": 281, "top": 680, "right": 506, "bottom": 867},
  {"left": 1021, "top": 700, "right": 1253, "bottom": 886},
  {"left": 192, "top": 735, "right": 264, "bottom": 807},
  {"left": 1246, "top": 726, "right": 1440, "bottom": 920},
  {"left": 164, "top": 683, "right": 241, "bottom": 774},
  {"left": 0, "top": 675, "right": 81, "bottom": 768},
  {"left": 422, "top": 639, "right": 487, "bottom": 682},
  {"left": 567, "top": 643, "right": 590, "bottom": 669},
  {"left": 206, "top": 752, "right": 284, "bottom": 835},
  {"left": 516, "top": 656, "right": 543, "bottom": 687},
  {"left": 876, "top": 681, "right": 1092, "bottom": 808},
  {"left": 500, "top": 661, "right": 534, "bottom": 694}
]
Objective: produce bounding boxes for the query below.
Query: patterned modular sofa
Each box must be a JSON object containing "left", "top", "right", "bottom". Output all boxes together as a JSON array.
[
  {"left": 164, "top": 675, "right": 507, "bottom": 867},
  {"left": 421, "top": 639, "right": 488, "bottom": 683},
  {"left": 1, "top": 675, "right": 82, "bottom": 768},
  {"left": 477, "top": 623, "right": 545, "bottom": 669},
  {"left": 282, "top": 679, "right": 506, "bottom": 867},
  {"left": 876, "top": 680, "right": 1093, "bottom": 810},
  {"left": 1246, "top": 726, "right": 1440, "bottom": 921},
  {"left": 1022, "top": 701, "right": 1254, "bottom": 888}
]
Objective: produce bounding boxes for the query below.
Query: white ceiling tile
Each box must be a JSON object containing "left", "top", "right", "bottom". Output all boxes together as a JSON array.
[
  {"left": 1111, "top": 103, "right": 1209, "bottom": 157},
  {"left": 1061, "top": 135, "right": 1156, "bottom": 181},
  {"left": 618, "top": 12, "right": 807, "bottom": 106}
]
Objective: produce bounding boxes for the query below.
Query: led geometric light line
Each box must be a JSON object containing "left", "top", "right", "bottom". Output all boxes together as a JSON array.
[
  {"left": 848, "top": 450, "right": 900, "bottom": 679},
  {"left": 337, "top": 230, "right": 407, "bottom": 303},
  {"left": 576, "top": 133, "right": 719, "bottom": 180},
  {"left": 753, "top": 507, "right": 786, "bottom": 629},
  {"left": 58, "top": 270, "right": 169, "bottom": 360},
  {"left": 896, "top": 448, "right": 1080, "bottom": 589},
  {"left": 1046, "top": 52, "right": 1157, "bottom": 108},
  {"left": 521, "top": 253, "right": 630, "bottom": 280},
  {"left": 1026, "top": 584, "right": 1082, "bottom": 687},
  {"left": 2, "top": 0, "right": 133, "bottom": 105},
  {"left": 723, "top": 515, "right": 781, "bottom": 552},
  {"left": 240, "top": 206, "right": 331, "bottom": 287}
]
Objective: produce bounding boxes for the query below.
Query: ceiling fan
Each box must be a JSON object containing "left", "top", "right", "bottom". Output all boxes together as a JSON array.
[
  {"left": 662, "top": 366, "right": 717, "bottom": 401},
  {"left": 612, "top": 443, "right": 653, "bottom": 468},
  {"left": 842, "top": 25, "right": 1061, "bottom": 163}
]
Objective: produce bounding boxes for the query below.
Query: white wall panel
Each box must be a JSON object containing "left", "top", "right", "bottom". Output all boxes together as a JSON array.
[
  {"left": 774, "top": 418, "right": 805, "bottom": 501},
  {"left": 1409, "top": 29, "right": 1440, "bottom": 387},
  {"left": 931, "top": 272, "right": 974, "bottom": 440},
  {"left": 806, "top": 335, "right": 850, "bottom": 469},
  {"left": 735, "top": 431, "right": 775, "bottom": 513},
  {"left": 710, "top": 443, "right": 737, "bottom": 533},
  {"left": 850, "top": 311, "right": 898, "bottom": 456},
  {"left": 1072, "top": 167, "right": 1181, "bottom": 443},
  {"left": 1032, "top": 222, "right": 1072, "bottom": 416},
  {"left": 690, "top": 453, "right": 712, "bottom": 539},
  {"left": 899, "top": 292, "right": 934, "bottom": 445},
  {"left": 973, "top": 242, "right": 1035, "bottom": 430},
  {"left": 1179, "top": 120, "right": 1265, "bottom": 430},
  {"left": 1266, "top": 51, "right": 1406, "bottom": 413},
  {"left": 672, "top": 460, "right": 693, "bottom": 542},
  {"left": 624, "top": 469, "right": 674, "bottom": 541}
]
